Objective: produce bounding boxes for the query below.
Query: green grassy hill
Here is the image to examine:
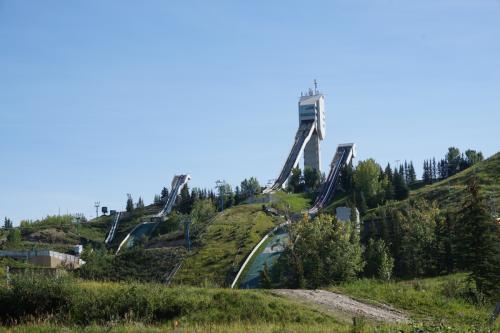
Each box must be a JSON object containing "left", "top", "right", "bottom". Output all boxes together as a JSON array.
[
  {"left": 173, "top": 204, "right": 284, "bottom": 286},
  {"left": 410, "top": 152, "right": 500, "bottom": 209}
]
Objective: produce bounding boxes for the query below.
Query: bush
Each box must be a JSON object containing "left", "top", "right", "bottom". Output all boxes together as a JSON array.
[
  {"left": 276, "top": 214, "right": 364, "bottom": 288},
  {"left": 0, "top": 277, "right": 333, "bottom": 325},
  {"left": 0, "top": 275, "right": 74, "bottom": 322}
]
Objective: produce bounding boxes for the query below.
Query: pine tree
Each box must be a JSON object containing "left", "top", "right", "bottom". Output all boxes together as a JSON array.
[
  {"left": 3, "top": 217, "right": 13, "bottom": 229},
  {"left": 234, "top": 186, "right": 242, "bottom": 205},
  {"left": 408, "top": 162, "right": 417, "bottom": 184},
  {"left": 136, "top": 197, "right": 145, "bottom": 209},
  {"left": 403, "top": 161, "right": 409, "bottom": 184},
  {"left": 178, "top": 184, "right": 192, "bottom": 214},
  {"left": 161, "top": 187, "right": 169, "bottom": 200},
  {"left": 422, "top": 160, "right": 430, "bottom": 184},
  {"left": 287, "top": 167, "right": 303, "bottom": 193},
  {"left": 126, "top": 194, "right": 134, "bottom": 212},
  {"left": 384, "top": 163, "right": 393, "bottom": 182},
  {"left": 393, "top": 169, "right": 409, "bottom": 200},
  {"left": 432, "top": 158, "right": 437, "bottom": 182},
  {"left": 438, "top": 159, "right": 448, "bottom": 180},
  {"left": 453, "top": 177, "right": 500, "bottom": 297}
]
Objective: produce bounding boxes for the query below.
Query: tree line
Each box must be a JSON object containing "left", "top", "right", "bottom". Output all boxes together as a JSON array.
[
  {"left": 363, "top": 177, "right": 499, "bottom": 298},
  {"left": 422, "top": 147, "right": 483, "bottom": 184}
]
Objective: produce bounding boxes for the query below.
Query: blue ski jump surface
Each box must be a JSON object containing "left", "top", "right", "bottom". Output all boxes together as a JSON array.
[{"left": 239, "top": 227, "right": 289, "bottom": 289}]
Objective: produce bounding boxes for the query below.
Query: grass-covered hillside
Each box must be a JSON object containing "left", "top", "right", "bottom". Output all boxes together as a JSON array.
[
  {"left": 410, "top": 152, "right": 500, "bottom": 209},
  {"left": 0, "top": 215, "right": 110, "bottom": 253},
  {"left": 173, "top": 204, "right": 284, "bottom": 286}
]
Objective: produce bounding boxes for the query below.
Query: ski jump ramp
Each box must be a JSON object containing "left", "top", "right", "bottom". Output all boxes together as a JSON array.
[
  {"left": 116, "top": 174, "right": 190, "bottom": 254},
  {"left": 309, "top": 143, "right": 356, "bottom": 215}
]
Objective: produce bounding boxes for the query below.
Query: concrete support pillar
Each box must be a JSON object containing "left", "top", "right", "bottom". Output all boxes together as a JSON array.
[{"left": 304, "top": 130, "right": 321, "bottom": 172}]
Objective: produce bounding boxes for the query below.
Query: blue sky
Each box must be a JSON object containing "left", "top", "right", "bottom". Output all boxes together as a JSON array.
[{"left": 1, "top": 0, "right": 499, "bottom": 224}]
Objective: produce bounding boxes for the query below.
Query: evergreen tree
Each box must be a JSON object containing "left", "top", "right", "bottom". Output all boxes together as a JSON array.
[
  {"left": 160, "top": 187, "right": 169, "bottom": 200},
  {"left": 234, "top": 186, "right": 242, "bottom": 205},
  {"left": 408, "top": 162, "right": 417, "bottom": 184},
  {"left": 178, "top": 184, "right": 192, "bottom": 214},
  {"left": 393, "top": 169, "right": 409, "bottom": 200},
  {"left": 3, "top": 217, "right": 13, "bottom": 229},
  {"left": 438, "top": 159, "right": 448, "bottom": 180},
  {"left": 287, "top": 167, "right": 303, "bottom": 193},
  {"left": 153, "top": 194, "right": 161, "bottom": 205},
  {"left": 431, "top": 158, "right": 438, "bottom": 182},
  {"left": 136, "top": 197, "right": 145, "bottom": 209},
  {"left": 303, "top": 166, "right": 321, "bottom": 192},
  {"left": 403, "top": 161, "right": 409, "bottom": 184},
  {"left": 453, "top": 177, "right": 500, "bottom": 297},
  {"left": 422, "top": 160, "right": 430, "bottom": 184},
  {"left": 384, "top": 163, "right": 393, "bottom": 182},
  {"left": 435, "top": 211, "right": 454, "bottom": 274},
  {"left": 126, "top": 194, "right": 134, "bottom": 212}
]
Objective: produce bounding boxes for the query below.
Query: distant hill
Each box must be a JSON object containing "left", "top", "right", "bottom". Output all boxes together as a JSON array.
[{"left": 410, "top": 152, "right": 499, "bottom": 210}]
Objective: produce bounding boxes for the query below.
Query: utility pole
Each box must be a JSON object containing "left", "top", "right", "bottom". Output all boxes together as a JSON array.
[{"left": 94, "top": 201, "right": 100, "bottom": 218}]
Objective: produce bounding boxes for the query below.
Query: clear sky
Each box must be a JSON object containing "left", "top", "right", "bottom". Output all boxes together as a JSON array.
[{"left": 1, "top": 0, "right": 499, "bottom": 224}]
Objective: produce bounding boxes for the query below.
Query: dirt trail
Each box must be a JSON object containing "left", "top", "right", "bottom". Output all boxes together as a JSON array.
[{"left": 272, "top": 289, "right": 408, "bottom": 323}]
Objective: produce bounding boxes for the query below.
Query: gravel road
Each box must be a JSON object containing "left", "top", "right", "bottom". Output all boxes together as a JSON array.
[{"left": 272, "top": 289, "right": 408, "bottom": 323}]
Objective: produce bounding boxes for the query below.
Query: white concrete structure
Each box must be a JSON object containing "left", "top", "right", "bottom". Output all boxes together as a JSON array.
[
  {"left": 299, "top": 92, "right": 325, "bottom": 172},
  {"left": 264, "top": 87, "right": 326, "bottom": 193}
]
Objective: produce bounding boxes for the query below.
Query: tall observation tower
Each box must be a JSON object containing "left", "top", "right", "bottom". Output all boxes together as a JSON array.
[
  {"left": 264, "top": 81, "right": 327, "bottom": 193},
  {"left": 298, "top": 84, "right": 325, "bottom": 172}
]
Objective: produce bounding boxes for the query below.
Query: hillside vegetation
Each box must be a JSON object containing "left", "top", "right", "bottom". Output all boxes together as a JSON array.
[
  {"left": 330, "top": 274, "right": 500, "bottom": 332},
  {"left": 173, "top": 204, "right": 284, "bottom": 286},
  {"left": 410, "top": 152, "right": 500, "bottom": 209}
]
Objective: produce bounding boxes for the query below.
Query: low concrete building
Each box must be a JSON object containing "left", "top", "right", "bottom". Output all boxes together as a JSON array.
[{"left": 0, "top": 250, "right": 85, "bottom": 268}]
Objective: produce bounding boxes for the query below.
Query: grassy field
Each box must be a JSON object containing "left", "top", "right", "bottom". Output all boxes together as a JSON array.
[
  {"left": 271, "top": 191, "right": 313, "bottom": 213},
  {"left": 329, "top": 274, "right": 500, "bottom": 332},
  {"left": 0, "top": 322, "right": 408, "bottom": 333},
  {"left": 173, "top": 204, "right": 284, "bottom": 286},
  {"left": 0, "top": 276, "right": 351, "bottom": 330},
  {"left": 2, "top": 274, "right": 498, "bottom": 332}
]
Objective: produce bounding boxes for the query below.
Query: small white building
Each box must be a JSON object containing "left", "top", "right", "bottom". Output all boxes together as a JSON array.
[{"left": 336, "top": 207, "right": 360, "bottom": 229}]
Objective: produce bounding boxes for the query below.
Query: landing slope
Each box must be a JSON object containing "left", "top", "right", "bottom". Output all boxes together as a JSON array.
[{"left": 173, "top": 204, "right": 284, "bottom": 286}]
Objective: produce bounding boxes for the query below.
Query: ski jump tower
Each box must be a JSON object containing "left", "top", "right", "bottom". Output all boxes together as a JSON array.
[
  {"left": 299, "top": 87, "right": 326, "bottom": 172},
  {"left": 264, "top": 84, "right": 326, "bottom": 193}
]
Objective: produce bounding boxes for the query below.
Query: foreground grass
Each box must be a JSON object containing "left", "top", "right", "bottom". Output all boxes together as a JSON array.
[
  {"left": 0, "top": 276, "right": 411, "bottom": 332},
  {"left": 0, "top": 322, "right": 415, "bottom": 333},
  {"left": 173, "top": 204, "right": 282, "bottom": 286},
  {"left": 329, "top": 274, "right": 500, "bottom": 332}
]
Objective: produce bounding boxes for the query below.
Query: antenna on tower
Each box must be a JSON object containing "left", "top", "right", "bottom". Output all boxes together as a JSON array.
[
  {"left": 314, "top": 79, "right": 318, "bottom": 94},
  {"left": 94, "top": 201, "right": 100, "bottom": 218}
]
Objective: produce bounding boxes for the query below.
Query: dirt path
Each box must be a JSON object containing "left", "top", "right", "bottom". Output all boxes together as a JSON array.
[{"left": 272, "top": 289, "right": 408, "bottom": 323}]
